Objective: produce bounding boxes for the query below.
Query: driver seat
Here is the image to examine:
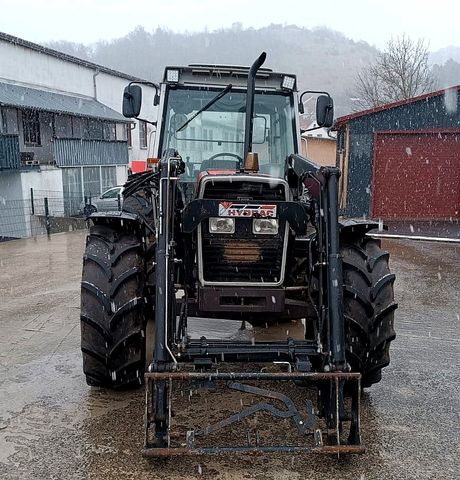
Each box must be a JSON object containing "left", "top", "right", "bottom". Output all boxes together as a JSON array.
[{"left": 200, "top": 158, "right": 239, "bottom": 172}]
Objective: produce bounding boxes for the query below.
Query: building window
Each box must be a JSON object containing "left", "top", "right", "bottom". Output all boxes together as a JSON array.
[
  {"left": 126, "top": 124, "right": 132, "bottom": 147},
  {"left": 71, "top": 117, "right": 84, "bottom": 138},
  {"left": 201, "top": 128, "right": 213, "bottom": 152},
  {"left": 0, "top": 107, "right": 5, "bottom": 133},
  {"left": 2, "top": 108, "right": 19, "bottom": 134},
  {"left": 23, "top": 110, "right": 41, "bottom": 145},
  {"left": 88, "top": 119, "right": 103, "bottom": 140},
  {"left": 62, "top": 165, "right": 118, "bottom": 216},
  {"left": 83, "top": 166, "right": 101, "bottom": 197},
  {"left": 62, "top": 167, "right": 83, "bottom": 216},
  {"left": 54, "top": 114, "right": 73, "bottom": 138},
  {"left": 101, "top": 166, "right": 117, "bottom": 191},
  {"left": 224, "top": 132, "right": 236, "bottom": 153},
  {"left": 190, "top": 126, "right": 196, "bottom": 150},
  {"left": 139, "top": 121, "right": 148, "bottom": 148},
  {"left": 115, "top": 123, "right": 126, "bottom": 141},
  {"left": 103, "top": 123, "right": 116, "bottom": 141}
]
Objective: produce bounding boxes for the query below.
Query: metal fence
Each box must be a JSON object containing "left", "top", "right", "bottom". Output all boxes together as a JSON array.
[{"left": 0, "top": 190, "right": 87, "bottom": 241}]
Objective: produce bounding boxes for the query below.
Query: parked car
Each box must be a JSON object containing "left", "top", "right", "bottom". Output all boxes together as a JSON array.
[{"left": 79, "top": 186, "right": 123, "bottom": 217}]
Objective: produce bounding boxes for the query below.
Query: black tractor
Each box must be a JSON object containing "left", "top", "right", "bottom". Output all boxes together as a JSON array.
[{"left": 80, "top": 53, "right": 396, "bottom": 455}]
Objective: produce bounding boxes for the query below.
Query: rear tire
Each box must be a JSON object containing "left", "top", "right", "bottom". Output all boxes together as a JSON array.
[
  {"left": 341, "top": 236, "right": 396, "bottom": 388},
  {"left": 80, "top": 225, "right": 146, "bottom": 389}
]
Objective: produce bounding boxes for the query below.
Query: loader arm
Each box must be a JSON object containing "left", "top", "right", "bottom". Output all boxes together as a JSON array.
[{"left": 285, "top": 154, "right": 346, "bottom": 370}]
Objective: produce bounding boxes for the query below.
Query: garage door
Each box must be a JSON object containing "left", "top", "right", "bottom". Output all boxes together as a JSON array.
[{"left": 372, "top": 131, "right": 460, "bottom": 219}]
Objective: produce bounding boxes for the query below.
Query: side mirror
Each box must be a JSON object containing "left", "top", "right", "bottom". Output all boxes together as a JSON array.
[
  {"left": 316, "top": 95, "right": 334, "bottom": 127},
  {"left": 122, "top": 85, "right": 142, "bottom": 118}
]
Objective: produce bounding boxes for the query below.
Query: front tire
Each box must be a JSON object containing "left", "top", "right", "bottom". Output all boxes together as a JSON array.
[
  {"left": 80, "top": 225, "right": 146, "bottom": 389},
  {"left": 341, "top": 236, "right": 397, "bottom": 388}
]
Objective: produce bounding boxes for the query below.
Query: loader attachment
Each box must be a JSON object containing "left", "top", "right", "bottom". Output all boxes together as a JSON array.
[
  {"left": 143, "top": 370, "right": 363, "bottom": 456},
  {"left": 144, "top": 147, "right": 365, "bottom": 457}
]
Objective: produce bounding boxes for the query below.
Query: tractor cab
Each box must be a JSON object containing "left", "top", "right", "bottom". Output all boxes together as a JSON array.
[
  {"left": 157, "top": 65, "right": 299, "bottom": 181},
  {"left": 123, "top": 59, "right": 333, "bottom": 185}
]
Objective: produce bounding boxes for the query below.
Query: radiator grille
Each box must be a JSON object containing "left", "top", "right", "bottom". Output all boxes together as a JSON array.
[
  {"left": 202, "top": 220, "right": 284, "bottom": 283},
  {"left": 200, "top": 176, "right": 287, "bottom": 284}
]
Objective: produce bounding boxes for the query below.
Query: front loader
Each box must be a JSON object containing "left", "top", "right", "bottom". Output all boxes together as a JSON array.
[{"left": 80, "top": 52, "right": 396, "bottom": 455}]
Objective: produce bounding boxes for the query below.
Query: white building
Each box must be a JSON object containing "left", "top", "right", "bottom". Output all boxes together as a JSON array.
[
  {"left": 0, "top": 32, "right": 157, "bottom": 238},
  {"left": 300, "top": 121, "right": 337, "bottom": 167}
]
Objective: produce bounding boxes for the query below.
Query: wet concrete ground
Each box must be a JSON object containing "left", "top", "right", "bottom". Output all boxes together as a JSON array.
[{"left": 0, "top": 231, "right": 459, "bottom": 479}]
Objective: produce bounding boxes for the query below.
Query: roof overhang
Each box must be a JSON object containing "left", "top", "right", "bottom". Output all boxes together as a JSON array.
[
  {"left": 335, "top": 84, "right": 460, "bottom": 127},
  {"left": 0, "top": 82, "right": 130, "bottom": 123}
]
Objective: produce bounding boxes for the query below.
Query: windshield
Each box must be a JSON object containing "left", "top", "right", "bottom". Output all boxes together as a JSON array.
[{"left": 161, "top": 87, "right": 296, "bottom": 179}]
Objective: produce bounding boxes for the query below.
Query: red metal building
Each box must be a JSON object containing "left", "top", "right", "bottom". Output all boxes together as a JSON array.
[{"left": 335, "top": 86, "right": 460, "bottom": 220}]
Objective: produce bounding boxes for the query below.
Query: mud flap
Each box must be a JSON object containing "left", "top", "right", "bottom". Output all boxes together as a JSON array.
[{"left": 143, "top": 371, "right": 364, "bottom": 456}]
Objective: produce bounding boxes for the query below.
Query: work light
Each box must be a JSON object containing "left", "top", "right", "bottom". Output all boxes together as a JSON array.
[
  {"left": 281, "top": 75, "right": 296, "bottom": 91},
  {"left": 166, "top": 69, "right": 180, "bottom": 83}
]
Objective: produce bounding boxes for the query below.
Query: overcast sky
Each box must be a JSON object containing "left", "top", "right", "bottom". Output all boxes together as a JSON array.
[{"left": 1, "top": 0, "right": 459, "bottom": 50}]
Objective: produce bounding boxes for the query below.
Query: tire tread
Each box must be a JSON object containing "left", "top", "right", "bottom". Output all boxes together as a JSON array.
[{"left": 342, "top": 237, "right": 396, "bottom": 387}]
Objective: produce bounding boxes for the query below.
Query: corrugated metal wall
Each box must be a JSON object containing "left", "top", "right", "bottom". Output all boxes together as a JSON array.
[
  {"left": 340, "top": 91, "right": 460, "bottom": 217},
  {"left": 0, "top": 134, "right": 20, "bottom": 170},
  {"left": 53, "top": 138, "right": 128, "bottom": 167}
]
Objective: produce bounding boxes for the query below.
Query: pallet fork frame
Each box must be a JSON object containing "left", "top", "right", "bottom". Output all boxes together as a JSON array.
[{"left": 144, "top": 371, "right": 363, "bottom": 456}]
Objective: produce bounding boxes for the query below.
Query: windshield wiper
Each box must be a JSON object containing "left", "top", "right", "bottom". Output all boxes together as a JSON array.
[{"left": 176, "top": 83, "right": 233, "bottom": 133}]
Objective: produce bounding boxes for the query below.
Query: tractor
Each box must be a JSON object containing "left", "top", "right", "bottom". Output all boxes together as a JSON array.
[{"left": 80, "top": 52, "right": 396, "bottom": 455}]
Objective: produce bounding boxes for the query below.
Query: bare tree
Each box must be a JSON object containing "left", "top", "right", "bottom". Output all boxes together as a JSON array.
[{"left": 354, "top": 35, "right": 438, "bottom": 109}]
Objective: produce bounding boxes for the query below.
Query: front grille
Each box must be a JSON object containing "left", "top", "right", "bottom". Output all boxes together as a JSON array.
[
  {"left": 201, "top": 219, "right": 285, "bottom": 283},
  {"left": 202, "top": 180, "right": 286, "bottom": 201}
]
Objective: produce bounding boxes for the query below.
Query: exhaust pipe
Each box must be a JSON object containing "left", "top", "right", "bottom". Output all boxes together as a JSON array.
[{"left": 243, "top": 52, "right": 267, "bottom": 170}]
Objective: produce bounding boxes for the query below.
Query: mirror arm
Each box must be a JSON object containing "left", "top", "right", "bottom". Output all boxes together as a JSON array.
[
  {"left": 128, "top": 81, "right": 161, "bottom": 106},
  {"left": 299, "top": 90, "right": 332, "bottom": 103},
  {"left": 326, "top": 126, "right": 336, "bottom": 140},
  {"left": 135, "top": 117, "right": 157, "bottom": 127},
  {"left": 302, "top": 125, "right": 324, "bottom": 133}
]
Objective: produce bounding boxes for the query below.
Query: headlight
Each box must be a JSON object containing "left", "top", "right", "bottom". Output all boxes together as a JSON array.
[
  {"left": 209, "top": 217, "right": 235, "bottom": 234},
  {"left": 253, "top": 218, "right": 278, "bottom": 235}
]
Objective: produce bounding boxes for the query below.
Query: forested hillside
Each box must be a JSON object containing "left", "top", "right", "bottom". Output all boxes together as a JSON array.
[{"left": 47, "top": 24, "right": 460, "bottom": 116}]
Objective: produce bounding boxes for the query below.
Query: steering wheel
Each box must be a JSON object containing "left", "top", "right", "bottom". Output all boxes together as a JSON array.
[{"left": 207, "top": 152, "right": 243, "bottom": 162}]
